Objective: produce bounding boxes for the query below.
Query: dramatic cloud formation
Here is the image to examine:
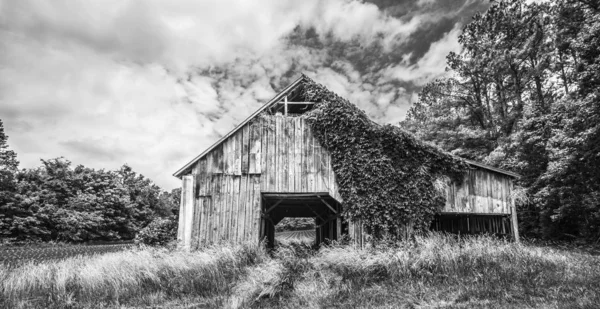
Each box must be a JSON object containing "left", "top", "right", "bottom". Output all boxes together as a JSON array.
[{"left": 0, "top": 0, "right": 489, "bottom": 189}]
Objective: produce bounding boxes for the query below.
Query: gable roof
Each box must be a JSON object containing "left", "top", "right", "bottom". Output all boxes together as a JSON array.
[
  {"left": 173, "top": 75, "right": 519, "bottom": 179},
  {"left": 173, "top": 75, "right": 307, "bottom": 178}
]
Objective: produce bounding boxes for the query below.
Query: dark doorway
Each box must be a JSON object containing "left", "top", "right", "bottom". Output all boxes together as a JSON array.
[{"left": 260, "top": 192, "right": 346, "bottom": 247}]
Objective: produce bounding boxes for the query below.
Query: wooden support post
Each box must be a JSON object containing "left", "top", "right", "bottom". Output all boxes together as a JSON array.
[
  {"left": 284, "top": 96, "right": 288, "bottom": 117},
  {"left": 317, "top": 196, "right": 337, "bottom": 213},
  {"left": 336, "top": 217, "right": 342, "bottom": 240},
  {"left": 304, "top": 203, "right": 325, "bottom": 221},
  {"left": 509, "top": 182, "right": 520, "bottom": 243},
  {"left": 266, "top": 199, "right": 284, "bottom": 213},
  {"left": 177, "top": 175, "right": 195, "bottom": 250}
]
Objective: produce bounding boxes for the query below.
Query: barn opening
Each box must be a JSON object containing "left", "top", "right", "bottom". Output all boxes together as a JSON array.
[{"left": 261, "top": 193, "right": 345, "bottom": 248}]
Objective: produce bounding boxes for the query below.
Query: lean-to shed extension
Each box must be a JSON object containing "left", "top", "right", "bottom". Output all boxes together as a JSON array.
[{"left": 173, "top": 75, "right": 520, "bottom": 249}]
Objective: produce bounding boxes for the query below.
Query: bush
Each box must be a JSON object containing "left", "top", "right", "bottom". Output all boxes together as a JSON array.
[
  {"left": 275, "top": 218, "right": 315, "bottom": 232},
  {"left": 134, "top": 217, "right": 177, "bottom": 246}
]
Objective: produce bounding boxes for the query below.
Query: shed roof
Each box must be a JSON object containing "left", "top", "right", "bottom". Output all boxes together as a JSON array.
[{"left": 173, "top": 75, "right": 519, "bottom": 179}]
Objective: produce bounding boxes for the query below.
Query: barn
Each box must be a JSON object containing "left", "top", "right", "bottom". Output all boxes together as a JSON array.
[{"left": 173, "top": 75, "right": 519, "bottom": 249}]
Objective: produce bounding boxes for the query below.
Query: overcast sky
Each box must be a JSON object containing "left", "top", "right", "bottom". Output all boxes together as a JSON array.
[{"left": 0, "top": 0, "right": 489, "bottom": 190}]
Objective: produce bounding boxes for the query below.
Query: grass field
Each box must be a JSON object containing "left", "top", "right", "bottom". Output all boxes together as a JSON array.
[
  {"left": 275, "top": 230, "right": 315, "bottom": 245},
  {"left": 1, "top": 233, "right": 599, "bottom": 308},
  {"left": 0, "top": 243, "right": 133, "bottom": 268}
]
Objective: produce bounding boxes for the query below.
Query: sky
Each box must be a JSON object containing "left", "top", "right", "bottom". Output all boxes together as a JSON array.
[{"left": 0, "top": 0, "right": 490, "bottom": 190}]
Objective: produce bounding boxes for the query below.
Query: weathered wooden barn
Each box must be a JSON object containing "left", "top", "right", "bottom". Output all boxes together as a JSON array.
[{"left": 174, "top": 75, "right": 520, "bottom": 249}]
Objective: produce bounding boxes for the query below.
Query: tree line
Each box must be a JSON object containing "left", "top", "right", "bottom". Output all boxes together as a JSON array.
[
  {"left": 0, "top": 119, "right": 180, "bottom": 243},
  {"left": 401, "top": 0, "right": 600, "bottom": 241}
]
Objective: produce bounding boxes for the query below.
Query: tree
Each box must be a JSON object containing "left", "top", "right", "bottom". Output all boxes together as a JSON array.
[
  {"left": 401, "top": 0, "right": 600, "bottom": 240},
  {"left": 0, "top": 119, "right": 20, "bottom": 240}
]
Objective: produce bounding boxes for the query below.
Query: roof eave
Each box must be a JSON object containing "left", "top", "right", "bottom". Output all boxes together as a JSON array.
[{"left": 463, "top": 159, "right": 520, "bottom": 178}]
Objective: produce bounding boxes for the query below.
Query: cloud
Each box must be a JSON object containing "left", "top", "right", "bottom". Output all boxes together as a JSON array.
[
  {"left": 382, "top": 24, "right": 463, "bottom": 85},
  {"left": 0, "top": 0, "right": 487, "bottom": 189}
]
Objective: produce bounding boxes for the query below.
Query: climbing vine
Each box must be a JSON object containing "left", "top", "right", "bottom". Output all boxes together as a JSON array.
[{"left": 300, "top": 76, "right": 468, "bottom": 238}]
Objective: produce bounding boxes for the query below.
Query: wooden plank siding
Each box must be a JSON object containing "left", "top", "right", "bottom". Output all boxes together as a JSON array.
[
  {"left": 442, "top": 169, "right": 513, "bottom": 215},
  {"left": 185, "top": 115, "right": 342, "bottom": 247},
  {"left": 181, "top": 114, "right": 515, "bottom": 248}
]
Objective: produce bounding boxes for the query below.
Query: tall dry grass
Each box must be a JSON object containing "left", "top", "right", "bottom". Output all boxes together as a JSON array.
[
  {"left": 245, "top": 233, "right": 600, "bottom": 308},
  {"left": 2, "top": 233, "right": 599, "bottom": 308},
  {"left": 0, "top": 243, "right": 266, "bottom": 308}
]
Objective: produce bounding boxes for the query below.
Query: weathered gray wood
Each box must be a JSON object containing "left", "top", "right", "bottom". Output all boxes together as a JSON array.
[
  {"left": 286, "top": 118, "right": 293, "bottom": 191},
  {"left": 251, "top": 175, "right": 262, "bottom": 244},
  {"left": 275, "top": 116, "right": 282, "bottom": 192},
  {"left": 249, "top": 119, "right": 262, "bottom": 174},
  {"left": 294, "top": 118, "right": 302, "bottom": 192},
  {"left": 178, "top": 175, "right": 195, "bottom": 250},
  {"left": 266, "top": 117, "right": 276, "bottom": 190},
  {"left": 509, "top": 181, "right": 520, "bottom": 242},
  {"left": 232, "top": 176, "right": 241, "bottom": 242},
  {"left": 242, "top": 124, "right": 250, "bottom": 174},
  {"left": 180, "top": 114, "right": 518, "bottom": 247},
  {"left": 234, "top": 132, "right": 242, "bottom": 176}
]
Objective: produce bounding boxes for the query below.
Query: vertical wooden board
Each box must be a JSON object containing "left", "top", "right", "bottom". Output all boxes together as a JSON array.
[
  {"left": 214, "top": 144, "right": 224, "bottom": 173},
  {"left": 203, "top": 182, "right": 213, "bottom": 246},
  {"left": 479, "top": 171, "right": 486, "bottom": 212},
  {"left": 226, "top": 176, "right": 234, "bottom": 242},
  {"left": 202, "top": 197, "right": 211, "bottom": 247},
  {"left": 509, "top": 180, "right": 520, "bottom": 242},
  {"left": 237, "top": 176, "right": 247, "bottom": 242},
  {"left": 324, "top": 147, "right": 332, "bottom": 193},
  {"left": 232, "top": 176, "right": 241, "bottom": 242},
  {"left": 234, "top": 131, "right": 242, "bottom": 176},
  {"left": 499, "top": 176, "right": 505, "bottom": 213},
  {"left": 500, "top": 176, "right": 507, "bottom": 213},
  {"left": 260, "top": 117, "right": 269, "bottom": 190},
  {"left": 228, "top": 176, "right": 236, "bottom": 242},
  {"left": 179, "top": 175, "right": 195, "bottom": 249},
  {"left": 487, "top": 172, "right": 493, "bottom": 213},
  {"left": 458, "top": 174, "right": 470, "bottom": 212},
  {"left": 322, "top": 147, "right": 331, "bottom": 192},
  {"left": 241, "top": 124, "right": 250, "bottom": 174},
  {"left": 493, "top": 174, "right": 501, "bottom": 213},
  {"left": 220, "top": 176, "right": 229, "bottom": 242},
  {"left": 302, "top": 119, "right": 310, "bottom": 192},
  {"left": 190, "top": 197, "right": 201, "bottom": 250},
  {"left": 262, "top": 117, "right": 272, "bottom": 190},
  {"left": 223, "top": 137, "right": 230, "bottom": 174},
  {"left": 216, "top": 175, "right": 224, "bottom": 242},
  {"left": 280, "top": 117, "right": 288, "bottom": 192},
  {"left": 196, "top": 197, "right": 205, "bottom": 248},
  {"left": 294, "top": 118, "right": 302, "bottom": 192},
  {"left": 444, "top": 185, "right": 452, "bottom": 212},
  {"left": 468, "top": 170, "right": 476, "bottom": 212},
  {"left": 210, "top": 176, "right": 219, "bottom": 243},
  {"left": 471, "top": 170, "right": 479, "bottom": 213},
  {"left": 313, "top": 136, "right": 322, "bottom": 191},
  {"left": 193, "top": 159, "right": 204, "bottom": 197},
  {"left": 286, "top": 118, "right": 294, "bottom": 192},
  {"left": 275, "top": 116, "right": 282, "bottom": 192},
  {"left": 252, "top": 175, "right": 262, "bottom": 243},
  {"left": 249, "top": 119, "right": 262, "bottom": 174},
  {"left": 485, "top": 173, "right": 491, "bottom": 212},
  {"left": 242, "top": 176, "right": 252, "bottom": 242},
  {"left": 310, "top": 131, "right": 324, "bottom": 192},
  {"left": 255, "top": 118, "right": 263, "bottom": 175},
  {"left": 268, "top": 117, "right": 276, "bottom": 191},
  {"left": 213, "top": 175, "right": 223, "bottom": 243},
  {"left": 248, "top": 123, "right": 255, "bottom": 175},
  {"left": 199, "top": 196, "right": 207, "bottom": 247},
  {"left": 205, "top": 148, "right": 214, "bottom": 176}
]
